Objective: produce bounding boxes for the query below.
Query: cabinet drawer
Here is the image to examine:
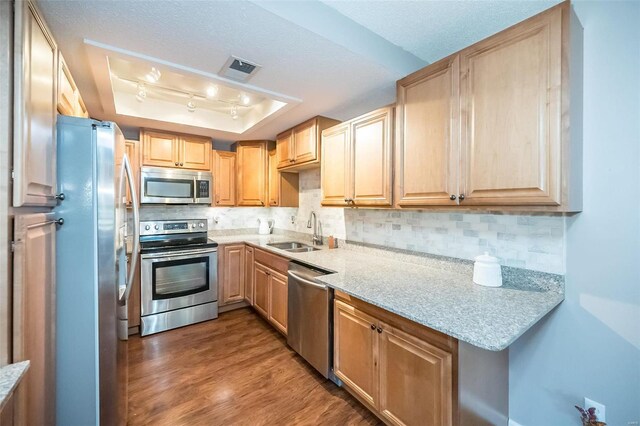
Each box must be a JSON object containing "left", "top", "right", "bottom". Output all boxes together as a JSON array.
[{"left": 253, "top": 248, "right": 289, "bottom": 275}]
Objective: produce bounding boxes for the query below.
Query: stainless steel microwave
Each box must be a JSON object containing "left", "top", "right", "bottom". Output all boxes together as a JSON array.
[{"left": 140, "top": 166, "right": 212, "bottom": 204}]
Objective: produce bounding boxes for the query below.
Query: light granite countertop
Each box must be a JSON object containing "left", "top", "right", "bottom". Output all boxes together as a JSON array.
[
  {"left": 210, "top": 233, "right": 564, "bottom": 351},
  {"left": 0, "top": 361, "right": 29, "bottom": 410}
]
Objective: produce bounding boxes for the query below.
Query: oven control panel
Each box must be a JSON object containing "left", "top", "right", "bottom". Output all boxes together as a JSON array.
[{"left": 140, "top": 219, "right": 208, "bottom": 235}]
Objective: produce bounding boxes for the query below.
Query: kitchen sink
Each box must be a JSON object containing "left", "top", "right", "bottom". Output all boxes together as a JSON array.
[{"left": 267, "top": 241, "right": 320, "bottom": 252}]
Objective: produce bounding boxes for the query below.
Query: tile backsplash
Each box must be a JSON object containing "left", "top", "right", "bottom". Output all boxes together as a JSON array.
[{"left": 140, "top": 169, "right": 566, "bottom": 274}]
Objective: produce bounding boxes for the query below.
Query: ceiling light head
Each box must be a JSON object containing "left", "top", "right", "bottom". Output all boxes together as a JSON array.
[
  {"left": 230, "top": 104, "right": 238, "bottom": 119},
  {"left": 206, "top": 85, "right": 219, "bottom": 98},
  {"left": 187, "top": 99, "right": 196, "bottom": 113},
  {"left": 240, "top": 93, "right": 250, "bottom": 106},
  {"left": 146, "top": 67, "right": 161, "bottom": 83},
  {"left": 136, "top": 83, "right": 147, "bottom": 102}
]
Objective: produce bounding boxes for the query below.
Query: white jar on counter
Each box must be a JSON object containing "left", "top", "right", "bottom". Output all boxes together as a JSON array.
[{"left": 473, "top": 252, "right": 502, "bottom": 287}]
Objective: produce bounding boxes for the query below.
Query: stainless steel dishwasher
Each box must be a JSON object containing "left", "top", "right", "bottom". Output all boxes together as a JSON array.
[{"left": 287, "top": 261, "right": 338, "bottom": 383}]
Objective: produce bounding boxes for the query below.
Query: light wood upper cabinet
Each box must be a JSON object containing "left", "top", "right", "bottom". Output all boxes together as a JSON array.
[
  {"left": 395, "top": 2, "right": 581, "bottom": 212},
  {"left": 351, "top": 107, "right": 393, "bottom": 206},
  {"left": 213, "top": 150, "right": 236, "bottom": 206},
  {"left": 321, "top": 123, "right": 349, "bottom": 206},
  {"left": 459, "top": 6, "right": 562, "bottom": 206},
  {"left": 13, "top": 213, "right": 57, "bottom": 426},
  {"left": 268, "top": 149, "right": 299, "bottom": 207},
  {"left": 276, "top": 116, "right": 341, "bottom": 171},
  {"left": 334, "top": 300, "right": 378, "bottom": 408},
  {"left": 321, "top": 106, "right": 393, "bottom": 207},
  {"left": 276, "top": 130, "right": 293, "bottom": 168},
  {"left": 219, "top": 244, "right": 245, "bottom": 306},
  {"left": 181, "top": 135, "right": 212, "bottom": 170},
  {"left": 13, "top": 1, "right": 58, "bottom": 207},
  {"left": 57, "top": 53, "right": 88, "bottom": 118},
  {"left": 244, "top": 246, "right": 254, "bottom": 305},
  {"left": 141, "top": 129, "right": 211, "bottom": 170},
  {"left": 124, "top": 139, "right": 140, "bottom": 206},
  {"left": 396, "top": 56, "right": 459, "bottom": 207},
  {"left": 236, "top": 140, "right": 268, "bottom": 207},
  {"left": 142, "top": 130, "right": 179, "bottom": 168},
  {"left": 378, "top": 322, "right": 453, "bottom": 426}
]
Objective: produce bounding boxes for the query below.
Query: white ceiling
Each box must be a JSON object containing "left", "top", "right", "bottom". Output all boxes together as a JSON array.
[
  {"left": 322, "top": 0, "right": 562, "bottom": 63},
  {"left": 36, "top": 0, "right": 562, "bottom": 143}
]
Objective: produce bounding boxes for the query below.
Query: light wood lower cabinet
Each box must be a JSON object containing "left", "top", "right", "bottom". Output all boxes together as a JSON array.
[
  {"left": 127, "top": 253, "right": 141, "bottom": 332},
  {"left": 334, "top": 295, "right": 456, "bottom": 426},
  {"left": 244, "top": 245, "right": 254, "bottom": 305},
  {"left": 253, "top": 262, "right": 270, "bottom": 318},
  {"left": 13, "top": 213, "right": 57, "bottom": 426},
  {"left": 252, "top": 249, "right": 288, "bottom": 336},
  {"left": 218, "top": 244, "right": 246, "bottom": 306}
]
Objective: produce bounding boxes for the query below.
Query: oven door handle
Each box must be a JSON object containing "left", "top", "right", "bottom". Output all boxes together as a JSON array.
[
  {"left": 141, "top": 248, "right": 218, "bottom": 260},
  {"left": 123, "top": 153, "right": 140, "bottom": 303}
]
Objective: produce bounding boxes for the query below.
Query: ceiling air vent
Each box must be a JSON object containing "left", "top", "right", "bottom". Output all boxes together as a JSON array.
[{"left": 220, "top": 56, "right": 261, "bottom": 82}]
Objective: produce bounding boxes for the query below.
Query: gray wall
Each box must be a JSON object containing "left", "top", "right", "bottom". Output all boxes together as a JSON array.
[{"left": 508, "top": 2, "right": 640, "bottom": 425}]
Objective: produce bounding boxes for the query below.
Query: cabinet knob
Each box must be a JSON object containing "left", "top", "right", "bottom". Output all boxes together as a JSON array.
[
  {"left": 370, "top": 324, "right": 376, "bottom": 330},
  {"left": 175, "top": 162, "right": 179, "bottom": 166},
  {"left": 344, "top": 198, "right": 349, "bottom": 203},
  {"left": 449, "top": 194, "right": 456, "bottom": 201},
  {"left": 261, "top": 201, "right": 265, "bottom": 206},
  {"left": 459, "top": 194, "right": 465, "bottom": 201},
  {"left": 377, "top": 327, "right": 383, "bottom": 334},
  {"left": 289, "top": 159, "right": 295, "bottom": 163},
  {"left": 180, "top": 162, "right": 184, "bottom": 166}
]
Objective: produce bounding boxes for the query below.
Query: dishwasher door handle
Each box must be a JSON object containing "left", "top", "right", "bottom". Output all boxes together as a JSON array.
[{"left": 288, "top": 270, "right": 327, "bottom": 290}]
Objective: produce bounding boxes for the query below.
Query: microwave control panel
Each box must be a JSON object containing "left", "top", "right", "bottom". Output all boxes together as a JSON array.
[{"left": 197, "top": 180, "right": 209, "bottom": 198}]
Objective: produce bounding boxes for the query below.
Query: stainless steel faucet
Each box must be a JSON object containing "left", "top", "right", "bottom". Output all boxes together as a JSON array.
[{"left": 307, "top": 211, "right": 323, "bottom": 245}]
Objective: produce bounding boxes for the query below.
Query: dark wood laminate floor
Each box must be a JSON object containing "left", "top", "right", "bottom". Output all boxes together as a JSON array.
[{"left": 128, "top": 308, "right": 381, "bottom": 426}]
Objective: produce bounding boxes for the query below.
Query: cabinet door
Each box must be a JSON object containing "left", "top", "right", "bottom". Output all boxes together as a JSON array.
[
  {"left": 292, "top": 119, "right": 317, "bottom": 164},
  {"left": 124, "top": 140, "right": 139, "bottom": 206},
  {"left": 378, "top": 322, "right": 453, "bottom": 426},
  {"left": 276, "top": 130, "right": 293, "bottom": 168},
  {"left": 181, "top": 136, "right": 211, "bottom": 170},
  {"left": 13, "top": 213, "right": 56, "bottom": 426},
  {"left": 13, "top": 1, "right": 58, "bottom": 207},
  {"left": 244, "top": 246, "right": 254, "bottom": 305},
  {"left": 253, "top": 263, "right": 270, "bottom": 318},
  {"left": 267, "top": 149, "right": 279, "bottom": 206},
  {"left": 321, "top": 123, "right": 349, "bottom": 206},
  {"left": 221, "top": 245, "right": 245, "bottom": 305},
  {"left": 334, "top": 300, "right": 378, "bottom": 408},
  {"left": 268, "top": 269, "right": 288, "bottom": 335},
  {"left": 396, "top": 56, "right": 459, "bottom": 207},
  {"left": 351, "top": 107, "right": 393, "bottom": 206},
  {"left": 460, "top": 9, "right": 562, "bottom": 205},
  {"left": 236, "top": 142, "right": 267, "bottom": 206},
  {"left": 57, "top": 54, "right": 76, "bottom": 116},
  {"left": 126, "top": 254, "right": 141, "bottom": 331},
  {"left": 213, "top": 151, "right": 236, "bottom": 206},
  {"left": 142, "top": 131, "right": 179, "bottom": 168}
]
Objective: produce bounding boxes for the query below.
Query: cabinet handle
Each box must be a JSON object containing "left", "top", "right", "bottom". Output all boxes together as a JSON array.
[
  {"left": 175, "top": 162, "right": 179, "bottom": 166},
  {"left": 180, "top": 162, "right": 184, "bottom": 167},
  {"left": 260, "top": 201, "right": 265, "bottom": 206},
  {"left": 289, "top": 159, "right": 295, "bottom": 163},
  {"left": 370, "top": 324, "right": 376, "bottom": 330},
  {"left": 377, "top": 327, "right": 382, "bottom": 334},
  {"left": 459, "top": 194, "right": 465, "bottom": 201},
  {"left": 449, "top": 194, "right": 456, "bottom": 201},
  {"left": 344, "top": 198, "right": 349, "bottom": 203}
]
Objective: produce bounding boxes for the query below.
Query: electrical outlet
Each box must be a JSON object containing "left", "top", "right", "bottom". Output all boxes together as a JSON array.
[{"left": 584, "top": 397, "right": 606, "bottom": 422}]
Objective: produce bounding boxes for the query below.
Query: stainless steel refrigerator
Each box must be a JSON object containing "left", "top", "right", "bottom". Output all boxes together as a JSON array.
[{"left": 55, "top": 115, "right": 139, "bottom": 425}]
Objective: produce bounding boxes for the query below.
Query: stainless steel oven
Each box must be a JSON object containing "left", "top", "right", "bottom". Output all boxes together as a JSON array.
[
  {"left": 140, "top": 166, "right": 212, "bottom": 204},
  {"left": 139, "top": 219, "right": 218, "bottom": 336}
]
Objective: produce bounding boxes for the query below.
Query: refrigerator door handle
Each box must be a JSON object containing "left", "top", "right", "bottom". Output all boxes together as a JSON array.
[{"left": 122, "top": 153, "right": 140, "bottom": 303}]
